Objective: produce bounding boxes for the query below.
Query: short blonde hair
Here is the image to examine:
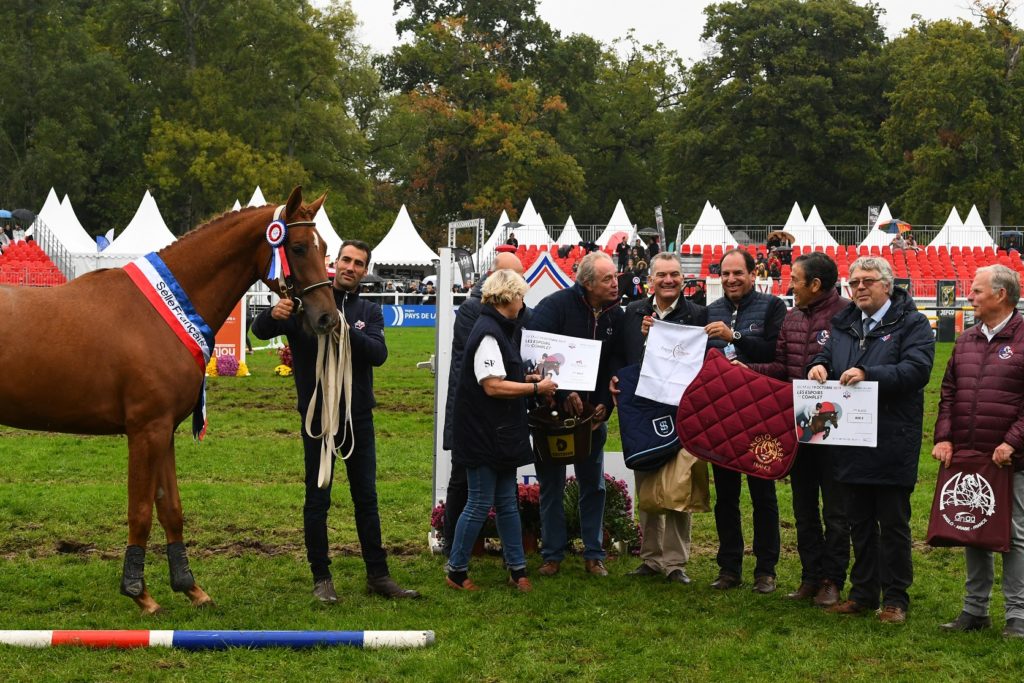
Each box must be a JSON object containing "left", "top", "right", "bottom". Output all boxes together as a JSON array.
[{"left": 482, "top": 269, "right": 529, "bottom": 305}]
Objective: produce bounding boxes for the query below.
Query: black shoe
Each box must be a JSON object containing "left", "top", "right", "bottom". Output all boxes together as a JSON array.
[
  {"left": 666, "top": 569, "right": 692, "bottom": 585},
  {"left": 367, "top": 575, "right": 421, "bottom": 599},
  {"left": 752, "top": 575, "right": 777, "bottom": 594},
  {"left": 312, "top": 578, "right": 337, "bottom": 603},
  {"left": 940, "top": 611, "right": 991, "bottom": 632},
  {"left": 1003, "top": 617, "right": 1024, "bottom": 638},
  {"left": 710, "top": 572, "right": 742, "bottom": 590},
  {"left": 627, "top": 563, "right": 659, "bottom": 577}
]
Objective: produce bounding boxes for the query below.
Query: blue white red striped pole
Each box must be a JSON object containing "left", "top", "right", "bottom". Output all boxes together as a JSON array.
[{"left": 0, "top": 630, "right": 434, "bottom": 650}]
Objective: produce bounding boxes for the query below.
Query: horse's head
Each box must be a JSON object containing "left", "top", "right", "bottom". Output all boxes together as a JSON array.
[{"left": 266, "top": 186, "right": 340, "bottom": 335}]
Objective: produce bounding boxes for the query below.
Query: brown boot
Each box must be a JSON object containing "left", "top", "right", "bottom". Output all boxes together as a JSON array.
[
  {"left": 813, "top": 579, "right": 840, "bottom": 607},
  {"left": 584, "top": 559, "right": 608, "bottom": 577},
  {"left": 537, "top": 560, "right": 560, "bottom": 576},
  {"left": 786, "top": 581, "right": 819, "bottom": 600}
]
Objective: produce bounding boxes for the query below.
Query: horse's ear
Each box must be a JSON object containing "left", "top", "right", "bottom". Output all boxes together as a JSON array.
[
  {"left": 284, "top": 186, "right": 303, "bottom": 219},
  {"left": 307, "top": 192, "right": 327, "bottom": 216}
]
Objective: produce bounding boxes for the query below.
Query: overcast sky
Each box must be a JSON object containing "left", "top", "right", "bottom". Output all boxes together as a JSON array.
[{"left": 345, "top": 1, "right": 991, "bottom": 64}]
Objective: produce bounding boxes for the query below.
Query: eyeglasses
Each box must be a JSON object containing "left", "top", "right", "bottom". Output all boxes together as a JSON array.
[{"left": 848, "top": 277, "right": 881, "bottom": 289}]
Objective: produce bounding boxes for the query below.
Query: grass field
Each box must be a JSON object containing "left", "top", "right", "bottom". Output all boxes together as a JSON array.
[{"left": 0, "top": 330, "right": 1020, "bottom": 682}]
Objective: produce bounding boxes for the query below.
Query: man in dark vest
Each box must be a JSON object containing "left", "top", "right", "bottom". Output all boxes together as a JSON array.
[{"left": 704, "top": 249, "right": 786, "bottom": 593}]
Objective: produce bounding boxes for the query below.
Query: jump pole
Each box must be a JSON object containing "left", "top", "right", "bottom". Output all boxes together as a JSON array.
[{"left": 0, "top": 630, "right": 434, "bottom": 650}]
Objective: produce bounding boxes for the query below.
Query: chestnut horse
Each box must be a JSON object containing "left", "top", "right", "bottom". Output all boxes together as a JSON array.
[{"left": 0, "top": 186, "right": 339, "bottom": 613}]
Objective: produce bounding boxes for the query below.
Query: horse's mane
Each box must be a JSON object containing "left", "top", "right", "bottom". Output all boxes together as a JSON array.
[{"left": 162, "top": 205, "right": 266, "bottom": 252}]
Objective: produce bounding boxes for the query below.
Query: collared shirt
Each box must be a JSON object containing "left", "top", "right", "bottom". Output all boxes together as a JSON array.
[
  {"left": 653, "top": 296, "right": 680, "bottom": 320},
  {"left": 861, "top": 297, "right": 892, "bottom": 334},
  {"left": 981, "top": 311, "right": 1015, "bottom": 342}
]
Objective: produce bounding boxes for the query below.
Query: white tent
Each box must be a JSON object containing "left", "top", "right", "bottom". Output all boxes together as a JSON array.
[
  {"left": 105, "top": 190, "right": 177, "bottom": 254},
  {"left": 782, "top": 202, "right": 806, "bottom": 234},
  {"left": 683, "top": 200, "right": 738, "bottom": 247},
  {"left": 858, "top": 203, "right": 895, "bottom": 249},
  {"left": 507, "top": 198, "right": 551, "bottom": 246},
  {"left": 595, "top": 200, "right": 634, "bottom": 247},
  {"left": 476, "top": 209, "right": 513, "bottom": 258},
  {"left": 231, "top": 199, "right": 242, "bottom": 212},
  {"left": 929, "top": 205, "right": 995, "bottom": 249},
  {"left": 247, "top": 186, "right": 267, "bottom": 207},
  {"left": 371, "top": 205, "right": 438, "bottom": 268},
  {"left": 801, "top": 206, "right": 840, "bottom": 248},
  {"left": 36, "top": 188, "right": 68, "bottom": 246},
  {"left": 59, "top": 195, "right": 99, "bottom": 253},
  {"left": 313, "top": 205, "right": 343, "bottom": 260},
  {"left": 556, "top": 215, "right": 584, "bottom": 246}
]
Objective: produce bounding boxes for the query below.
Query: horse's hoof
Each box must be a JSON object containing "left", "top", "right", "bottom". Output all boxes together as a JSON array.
[
  {"left": 185, "top": 585, "right": 214, "bottom": 608},
  {"left": 133, "top": 593, "right": 162, "bottom": 615}
]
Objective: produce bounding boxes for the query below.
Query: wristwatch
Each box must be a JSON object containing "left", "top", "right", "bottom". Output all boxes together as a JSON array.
[{"left": 732, "top": 330, "right": 742, "bottom": 341}]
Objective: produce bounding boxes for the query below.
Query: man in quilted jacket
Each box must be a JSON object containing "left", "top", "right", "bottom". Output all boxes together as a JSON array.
[
  {"left": 933, "top": 265, "right": 1024, "bottom": 638},
  {"left": 526, "top": 251, "right": 623, "bottom": 577},
  {"left": 705, "top": 249, "right": 787, "bottom": 593},
  {"left": 611, "top": 252, "right": 707, "bottom": 584},
  {"left": 747, "top": 252, "right": 850, "bottom": 607},
  {"left": 808, "top": 256, "right": 934, "bottom": 624}
]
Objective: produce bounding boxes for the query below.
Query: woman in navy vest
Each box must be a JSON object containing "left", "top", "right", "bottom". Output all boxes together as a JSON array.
[{"left": 448, "top": 270, "right": 558, "bottom": 591}]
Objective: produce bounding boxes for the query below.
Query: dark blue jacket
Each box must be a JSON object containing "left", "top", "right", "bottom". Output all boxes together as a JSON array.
[
  {"left": 453, "top": 305, "right": 533, "bottom": 470},
  {"left": 525, "top": 283, "right": 623, "bottom": 416},
  {"left": 706, "top": 289, "right": 787, "bottom": 364},
  {"left": 251, "top": 289, "right": 386, "bottom": 424},
  {"left": 443, "top": 276, "right": 531, "bottom": 450},
  {"left": 809, "top": 287, "right": 935, "bottom": 488},
  {"left": 613, "top": 295, "right": 708, "bottom": 368}
]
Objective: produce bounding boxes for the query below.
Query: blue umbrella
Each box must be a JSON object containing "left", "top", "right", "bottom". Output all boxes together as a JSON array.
[{"left": 0, "top": 210, "right": 12, "bottom": 219}]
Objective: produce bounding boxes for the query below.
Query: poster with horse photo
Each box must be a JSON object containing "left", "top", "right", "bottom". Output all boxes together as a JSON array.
[
  {"left": 791, "top": 380, "right": 879, "bottom": 448},
  {"left": 520, "top": 330, "right": 602, "bottom": 392}
]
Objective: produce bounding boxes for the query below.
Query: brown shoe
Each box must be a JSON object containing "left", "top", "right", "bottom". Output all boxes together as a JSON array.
[
  {"left": 752, "top": 575, "right": 777, "bottom": 594},
  {"left": 710, "top": 572, "right": 742, "bottom": 590},
  {"left": 828, "top": 599, "right": 871, "bottom": 615},
  {"left": 508, "top": 576, "right": 533, "bottom": 593},
  {"left": 584, "top": 559, "right": 608, "bottom": 577},
  {"left": 446, "top": 576, "right": 480, "bottom": 591},
  {"left": 537, "top": 560, "right": 560, "bottom": 576},
  {"left": 786, "top": 581, "right": 819, "bottom": 600},
  {"left": 813, "top": 579, "right": 841, "bottom": 607},
  {"left": 367, "top": 574, "right": 421, "bottom": 599},
  {"left": 878, "top": 605, "right": 907, "bottom": 624}
]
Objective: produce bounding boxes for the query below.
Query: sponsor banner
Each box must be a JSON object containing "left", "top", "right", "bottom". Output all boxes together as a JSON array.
[
  {"left": 213, "top": 299, "right": 245, "bottom": 364},
  {"left": 383, "top": 305, "right": 438, "bottom": 327}
]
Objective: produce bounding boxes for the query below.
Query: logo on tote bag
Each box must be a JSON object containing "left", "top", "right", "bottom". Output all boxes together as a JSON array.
[{"left": 939, "top": 472, "right": 996, "bottom": 532}]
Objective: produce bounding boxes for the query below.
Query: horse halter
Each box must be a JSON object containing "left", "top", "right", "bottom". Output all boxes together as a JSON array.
[{"left": 265, "top": 205, "right": 333, "bottom": 315}]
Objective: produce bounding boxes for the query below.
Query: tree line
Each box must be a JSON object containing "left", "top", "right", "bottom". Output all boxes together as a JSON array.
[{"left": 1, "top": 0, "right": 1022, "bottom": 248}]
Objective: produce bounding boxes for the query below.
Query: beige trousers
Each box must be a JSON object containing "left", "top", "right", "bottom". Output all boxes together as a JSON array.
[{"left": 635, "top": 468, "right": 692, "bottom": 574}]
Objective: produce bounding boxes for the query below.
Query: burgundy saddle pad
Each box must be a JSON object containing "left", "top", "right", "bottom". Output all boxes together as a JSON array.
[{"left": 676, "top": 349, "right": 797, "bottom": 480}]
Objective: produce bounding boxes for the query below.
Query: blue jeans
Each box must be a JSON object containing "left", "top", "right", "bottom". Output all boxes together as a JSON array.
[
  {"left": 447, "top": 465, "right": 526, "bottom": 573},
  {"left": 536, "top": 423, "right": 607, "bottom": 562}
]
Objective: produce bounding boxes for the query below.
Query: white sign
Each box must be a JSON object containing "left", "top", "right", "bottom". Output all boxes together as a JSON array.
[
  {"left": 636, "top": 320, "right": 707, "bottom": 405},
  {"left": 793, "top": 380, "right": 879, "bottom": 448},
  {"left": 521, "top": 330, "right": 602, "bottom": 392}
]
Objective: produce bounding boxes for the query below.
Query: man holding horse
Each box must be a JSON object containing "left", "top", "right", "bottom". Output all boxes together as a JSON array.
[
  {"left": 745, "top": 251, "right": 850, "bottom": 607},
  {"left": 253, "top": 239, "right": 420, "bottom": 602}
]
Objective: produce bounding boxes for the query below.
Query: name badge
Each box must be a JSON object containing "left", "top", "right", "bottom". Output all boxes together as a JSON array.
[{"left": 723, "top": 343, "right": 737, "bottom": 361}]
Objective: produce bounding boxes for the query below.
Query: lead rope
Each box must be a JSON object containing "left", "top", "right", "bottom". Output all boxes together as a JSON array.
[{"left": 305, "top": 308, "right": 355, "bottom": 489}]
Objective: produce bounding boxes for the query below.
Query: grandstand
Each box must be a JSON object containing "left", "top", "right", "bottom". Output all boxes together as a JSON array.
[
  {"left": 0, "top": 240, "right": 66, "bottom": 287},
  {"left": 510, "top": 238, "right": 1023, "bottom": 303}
]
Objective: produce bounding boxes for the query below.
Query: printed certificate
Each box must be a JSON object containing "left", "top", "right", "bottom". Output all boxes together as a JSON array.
[
  {"left": 521, "top": 330, "right": 603, "bottom": 392},
  {"left": 792, "top": 380, "right": 878, "bottom": 448}
]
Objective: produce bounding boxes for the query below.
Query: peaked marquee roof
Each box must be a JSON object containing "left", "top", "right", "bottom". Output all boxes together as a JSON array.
[
  {"left": 929, "top": 205, "right": 995, "bottom": 248},
  {"left": 556, "top": 215, "right": 584, "bottom": 246},
  {"left": 105, "top": 190, "right": 176, "bottom": 255},
  {"left": 595, "top": 200, "right": 634, "bottom": 246},
  {"left": 371, "top": 205, "right": 438, "bottom": 268},
  {"left": 858, "top": 203, "right": 894, "bottom": 248},
  {"left": 683, "top": 200, "right": 738, "bottom": 247},
  {"left": 313, "top": 205, "right": 343, "bottom": 260}
]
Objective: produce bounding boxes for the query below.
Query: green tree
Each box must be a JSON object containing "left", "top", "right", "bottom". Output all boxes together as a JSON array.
[
  {"left": 882, "top": 5, "right": 1024, "bottom": 225},
  {"left": 661, "top": 0, "right": 889, "bottom": 226}
]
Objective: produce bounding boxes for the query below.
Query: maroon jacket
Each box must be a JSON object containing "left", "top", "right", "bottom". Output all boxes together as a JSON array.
[
  {"left": 934, "top": 312, "right": 1024, "bottom": 471},
  {"left": 749, "top": 288, "right": 849, "bottom": 381}
]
